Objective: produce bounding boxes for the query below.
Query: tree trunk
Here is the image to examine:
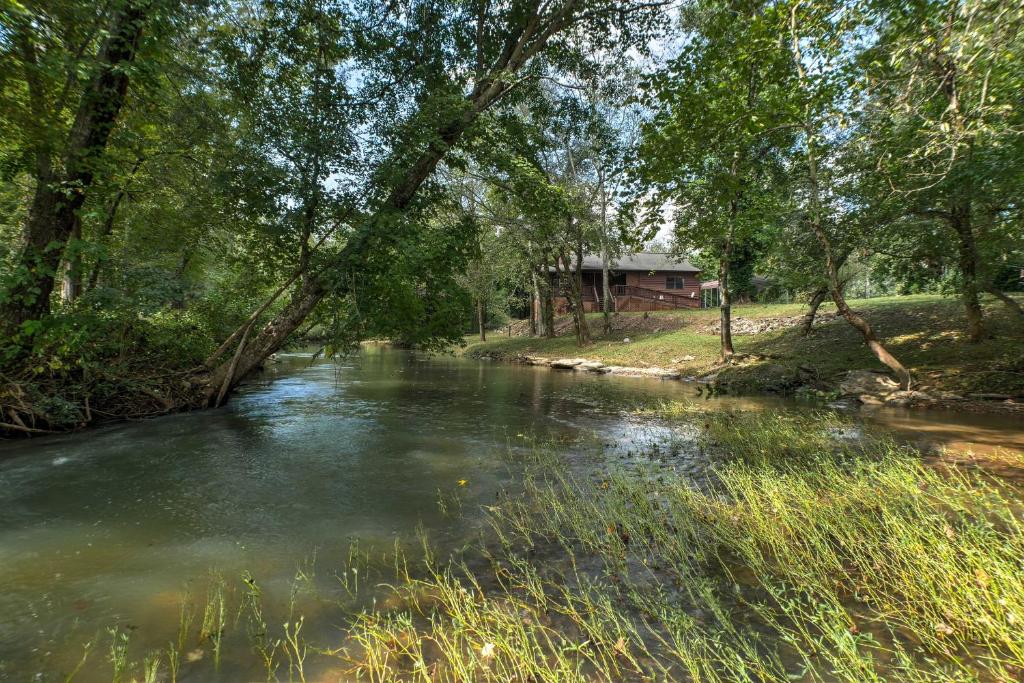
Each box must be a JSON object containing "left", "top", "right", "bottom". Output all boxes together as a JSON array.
[
  {"left": 951, "top": 205, "right": 985, "bottom": 342},
  {"left": 477, "top": 299, "right": 486, "bottom": 342},
  {"left": 718, "top": 249, "right": 734, "bottom": 359},
  {"left": 935, "top": 35, "right": 984, "bottom": 342},
  {"left": 601, "top": 250, "right": 612, "bottom": 335},
  {"left": 533, "top": 260, "right": 555, "bottom": 339},
  {"left": 800, "top": 286, "right": 829, "bottom": 336},
  {"left": 811, "top": 196, "right": 910, "bottom": 387},
  {"left": 573, "top": 233, "right": 590, "bottom": 345},
  {"left": 530, "top": 269, "right": 542, "bottom": 337},
  {"left": 61, "top": 216, "right": 83, "bottom": 304},
  {"left": 541, "top": 277, "right": 555, "bottom": 339},
  {"left": 719, "top": 151, "right": 740, "bottom": 360},
  {"left": 599, "top": 175, "right": 612, "bottom": 335},
  {"left": 1, "top": 0, "right": 150, "bottom": 330},
  {"left": 558, "top": 242, "right": 589, "bottom": 347}
]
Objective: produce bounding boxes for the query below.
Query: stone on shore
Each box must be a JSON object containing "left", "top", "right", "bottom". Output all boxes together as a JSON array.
[
  {"left": 576, "top": 360, "right": 608, "bottom": 373},
  {"left": 884, "top": 390, "right": 934, "bottom": 407},
  {"left": 605, "top": 366, "right": 681, "bottom": 380},
  {"left": 549, "top": 358, "right": 588, "bottom": 369},
  {"left": 839, "top": 370, "right": 899, "bottom": 398}
]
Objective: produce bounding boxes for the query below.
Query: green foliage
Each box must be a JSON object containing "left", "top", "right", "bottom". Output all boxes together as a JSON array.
[{"left": 633, "top": 0, "right": 797, "bottom": 302}]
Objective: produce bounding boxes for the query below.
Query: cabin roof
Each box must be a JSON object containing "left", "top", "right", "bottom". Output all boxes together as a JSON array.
[{"left": 572, "top": 252, "right": 700, "bottom": 273}]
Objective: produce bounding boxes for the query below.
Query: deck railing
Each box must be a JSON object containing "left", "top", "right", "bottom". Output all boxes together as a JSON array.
[{"left": 611, "top": 284, "right": 695, "bottom": 308}]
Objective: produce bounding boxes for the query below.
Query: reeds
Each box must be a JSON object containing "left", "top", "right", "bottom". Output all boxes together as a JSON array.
[{"left": 340, "top": 411, "right": 1024, "bottom": 681}]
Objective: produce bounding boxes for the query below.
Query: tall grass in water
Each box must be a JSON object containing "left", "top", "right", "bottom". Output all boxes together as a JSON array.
[
  {"left": 65, "top": 412, "right": 1024, "bottom": 681},
  {"left": 341, "top": 412, "right": 1024, "bottom": 681}
]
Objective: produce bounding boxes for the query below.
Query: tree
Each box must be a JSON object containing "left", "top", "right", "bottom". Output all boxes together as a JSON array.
[
  {"left": 0, "top": 0, "right": 168, "bottom": 331},
  {"left": 786, "top": 0, "right": 912, "bottom": 387},
  {"left": 200, "top": 0, "right": 670, "bottom": 400},
  {"left": 635, "top": 0, "right": 794, "bottom": 360},
  {"left": 455, "top": 177, "right": 503, "bottom": 342},
  {"left": 859, "top": 0, "right": 1024, "bottom": 340}
]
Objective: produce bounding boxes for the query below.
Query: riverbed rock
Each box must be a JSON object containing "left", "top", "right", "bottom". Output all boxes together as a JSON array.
[
  {"left": 550, "top": 358, "right": 587, "bottom": 369},
  {"left": 966, "top": 392, "right": 1013, "bottom": 401},
  {"left": 839, "top": 370, "right": 899, "bottom": 398},
  {"left": 885, "top": 390, "right": 934, "bottom": 407},
  {"left": 524, "top": 356, "right": 550, "bottom": 366}
]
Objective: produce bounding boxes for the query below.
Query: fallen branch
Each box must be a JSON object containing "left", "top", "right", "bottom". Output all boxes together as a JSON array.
[{"left": 0, "top": 421, "right": 52, "bottom": 434}]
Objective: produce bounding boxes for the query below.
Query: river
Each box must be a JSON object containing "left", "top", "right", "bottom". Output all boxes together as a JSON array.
[{"left": 1, "top": 347, "right": 1021, "bottom": 681}]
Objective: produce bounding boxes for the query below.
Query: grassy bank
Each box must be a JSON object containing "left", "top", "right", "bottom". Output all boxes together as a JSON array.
[
  {"left": 66, "top": 412, "right": 1024, "bottom": 682},
  {"left": 462, "top": 294, "right": 1024, "bottom": 398}
]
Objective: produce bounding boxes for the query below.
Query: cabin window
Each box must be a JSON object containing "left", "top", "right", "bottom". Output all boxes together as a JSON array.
[{"left": 666, "top": 275, "right": 685, "bottom": 290}]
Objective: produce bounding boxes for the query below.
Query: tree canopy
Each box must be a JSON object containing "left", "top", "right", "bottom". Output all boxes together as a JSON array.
[{"left": 1, "top": 0, "right": 1021, "bottom": 429}]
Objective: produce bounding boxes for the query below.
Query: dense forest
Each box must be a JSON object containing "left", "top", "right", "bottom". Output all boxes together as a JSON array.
[{"left": 1, "top": 0, "right": 1022, "bottom": 433}]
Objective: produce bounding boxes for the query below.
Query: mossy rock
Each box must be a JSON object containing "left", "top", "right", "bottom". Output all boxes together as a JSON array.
[{"left": 714, "top": 362, "right": 802, "bottom": 394}]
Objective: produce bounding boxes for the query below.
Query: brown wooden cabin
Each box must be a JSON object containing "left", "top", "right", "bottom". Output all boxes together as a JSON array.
[{"left": 540, "top": 252, "right": 702, "bottom": 315}]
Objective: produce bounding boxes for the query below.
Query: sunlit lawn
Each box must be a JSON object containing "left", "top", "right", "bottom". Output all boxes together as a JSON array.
[{"left": 463, "top": 294, "right": 1024, "bottom": 395}]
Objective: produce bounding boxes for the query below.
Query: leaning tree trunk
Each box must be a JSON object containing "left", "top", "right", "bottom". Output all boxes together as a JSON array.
[
  {"left": 800, "top": 286, "right": 829, "bottom": 336},
  {"left": 789, "top": 6, "right": 911, "bottom": 389},
  {"left": 807, "top": 155, "right": 910, "bottom": 387},
  {"left": 805, "top": 140, "right": 911, "bottom": 388},
  {"left": 1, "top": 1, "right": 150, "bottom": 330},
  {"left": 986, "top": 287, "right": 1023, "bottom": 318},
  {"left": 201, "top": 0, "right": 609, "bottom": 404}
]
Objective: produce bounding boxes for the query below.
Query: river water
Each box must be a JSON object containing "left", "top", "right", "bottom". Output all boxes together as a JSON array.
[{"left": 1, "top": 347, "right": 1021, "bottom": 681}]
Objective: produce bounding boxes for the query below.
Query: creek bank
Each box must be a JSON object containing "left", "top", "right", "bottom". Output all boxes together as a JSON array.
[
  {"left": 836, "top": 369, "right": 1023, "bottom": 414},
  {"left": 471, "top": 349, "right": 1024, "bottom": 415}
]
